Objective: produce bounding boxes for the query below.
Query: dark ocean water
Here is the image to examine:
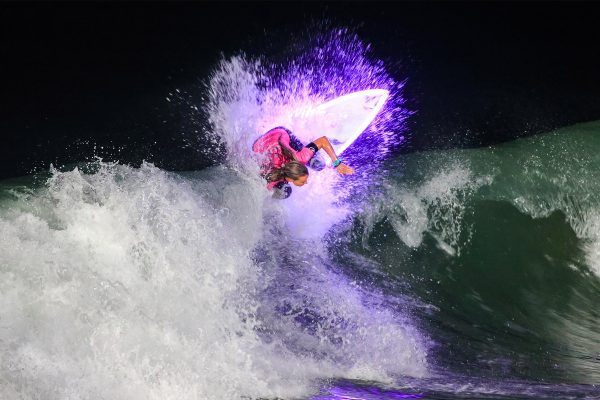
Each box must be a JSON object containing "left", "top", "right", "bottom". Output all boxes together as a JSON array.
[
  {"left": 338, "top": 121, "right": 600, "bottom": 398},
  {"left": 2, "top": 3, "right": 600, "bottom": 399}
]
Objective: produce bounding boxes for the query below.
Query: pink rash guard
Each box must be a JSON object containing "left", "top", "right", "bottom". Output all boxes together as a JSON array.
[{"left": 252, "top": 127, "right": 316, "bottom": 189}]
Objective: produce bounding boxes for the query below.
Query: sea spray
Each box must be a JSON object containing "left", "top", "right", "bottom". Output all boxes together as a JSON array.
[
  {"left": 204, "top": 28, "right": 408, "bottom": 173},
  {"left": 0, "top": 163, "right": 282, "bottom": 399},
  {"left": 0, "top": 161, "right": 427, "bottom": 399},
  {"left": 201, "top": 26, "right": 428, "bottom": 384},
  {"left": 0, "top": 27, "right": 428, "bottom": 399}
]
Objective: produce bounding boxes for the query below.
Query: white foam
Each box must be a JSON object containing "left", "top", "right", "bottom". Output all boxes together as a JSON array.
[
  {"left": 376, "top": 163, "right": 484, "bottom": 256},
  {"left": 0, "top": 164, "right": 285, "bottom": 399},
  {"left": 0, "top": 163, "right": 426, "bottom": 399},
  {"left": 0, "top": 50, "right": 427, "bottom": 398}
]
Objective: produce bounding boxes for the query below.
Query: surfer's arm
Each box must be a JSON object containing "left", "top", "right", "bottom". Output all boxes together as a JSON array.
[{"left": 312, "top": 136, "right": 354, "bottom": 175}]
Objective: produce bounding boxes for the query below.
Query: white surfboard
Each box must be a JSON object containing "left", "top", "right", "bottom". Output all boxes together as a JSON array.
[
  {"left": 313, "top": 89, "right": 389, "bottom": 157},
  {"left": 259, "top": 89, "right": 389, "bottom": 164}
]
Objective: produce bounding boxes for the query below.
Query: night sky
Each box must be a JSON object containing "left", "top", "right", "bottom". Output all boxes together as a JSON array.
[{"left": 2, "top": 2, "right": 600, "bottom": 180}]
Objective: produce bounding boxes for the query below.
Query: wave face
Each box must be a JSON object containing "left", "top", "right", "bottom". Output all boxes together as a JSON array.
[{"left": 350, "top": 120, "right": 600, "bottom": 391}]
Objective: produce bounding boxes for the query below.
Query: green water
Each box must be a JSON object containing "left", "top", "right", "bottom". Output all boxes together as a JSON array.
[{"left": 343, "top": 120, "right": 600, "bottom": 390}]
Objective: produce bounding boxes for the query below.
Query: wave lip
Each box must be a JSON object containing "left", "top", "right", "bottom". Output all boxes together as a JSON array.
[{"left": 352, "top": 120, "right": 600, "bottom": 386}]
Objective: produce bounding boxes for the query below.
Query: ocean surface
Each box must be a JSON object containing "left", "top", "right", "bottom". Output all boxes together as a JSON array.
[{"left": 2, "top": 28, "right": 600, "bottom": 400}]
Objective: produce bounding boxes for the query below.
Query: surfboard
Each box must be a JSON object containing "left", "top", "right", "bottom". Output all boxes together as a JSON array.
[
  {"left": 258, "top": 89, "right": 389, "bottom": 165},
  {"left": 313, "top": 89, "right": 389, "bottom": 157}
]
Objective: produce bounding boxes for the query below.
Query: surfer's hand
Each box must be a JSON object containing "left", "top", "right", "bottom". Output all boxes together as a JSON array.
[{"left": 335, "top": 163, "right": 354, "bottom": 175}]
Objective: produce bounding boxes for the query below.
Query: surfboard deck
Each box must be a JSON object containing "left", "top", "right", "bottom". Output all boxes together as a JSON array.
[
  {"left": 313, "top": 89, "right": 389, "bottom": 157},
  {"left": 259, "top": 89, "right": 389, "bottom": 164}
]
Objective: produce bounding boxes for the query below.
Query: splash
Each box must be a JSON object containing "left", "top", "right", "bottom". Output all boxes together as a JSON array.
[
  {"left": 358, "top": 161, "right": 488, "bottom": 256},
  {"left": 196, "top": 26, "right": 429, "bottom": 392},
  {"left": 203, "top": 28, "right": 410, "bottom": 237},
  {"left": 0, "top": 28, "right": 427, "bottom": 400},
  {"left": 0, "top": 162, "right": 426, "bottom": 399},
  {"left": 205, "top": 28, "right": 409, "bottom": 171}
]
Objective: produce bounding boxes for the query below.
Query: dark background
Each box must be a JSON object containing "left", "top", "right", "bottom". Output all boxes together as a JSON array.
[{"left": 2, "top": 2, "right": 600, "bottom": 180}]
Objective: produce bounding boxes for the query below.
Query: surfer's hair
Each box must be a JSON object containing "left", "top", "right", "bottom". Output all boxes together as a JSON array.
[
  {"left": 278, "top": 138, "right": 297, "bottom": 162},
  {"left": 266, "top": 161, "right": 308, "bottom": 183},
  {"left": 265, "top": 138, "right": 308, "bottom": 182}
]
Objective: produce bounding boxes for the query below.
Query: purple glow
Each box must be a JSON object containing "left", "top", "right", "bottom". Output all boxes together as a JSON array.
[
  {"left": 202, "top": 27, "right": 428, "bottom": 391},
  {"left": 204, "top": 28, "right": 410, "bottom": 177},
  {"left": 312, "top": 383, "right": 423, "bottom": 400},
  {"left": 258, "top": 28, "right": 410, "bottom": 166},
  {"left": 314, "top": 89, "right": 390, "bottom": 157}
]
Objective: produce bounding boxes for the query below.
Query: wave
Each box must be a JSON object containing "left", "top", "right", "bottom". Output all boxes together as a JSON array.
[
  {"left": 4, "top": 25, "right": 599, "bottom": 399},
  {"left": 0, "top": 29, "right": 428, "bottom": 399},
  {"left": 352, "top": 120, "right": 600, "bottom": 385},
  {"left": 0, "top": 162, "right": 426, "bottom": 399}
]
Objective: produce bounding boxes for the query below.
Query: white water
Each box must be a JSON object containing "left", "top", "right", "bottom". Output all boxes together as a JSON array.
[
  {"left": 361, "top": 161, "right": 489, "bottom": 257},
  {"left": 367, "top": 122, "right": 600, "bottom": 280},
  {"left": 0, "top": 163, "right": 426, "bottom": 399},
  {"left": 0, "top": 54, "right": 426, "bottom": 400}
]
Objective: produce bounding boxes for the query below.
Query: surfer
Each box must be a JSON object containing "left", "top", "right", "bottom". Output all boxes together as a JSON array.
[{"left": 252, "top": 127, "right": 354, "bottom": 199}]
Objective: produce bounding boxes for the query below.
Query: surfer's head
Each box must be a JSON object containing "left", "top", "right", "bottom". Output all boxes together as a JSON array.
[
  {"left": 286, "top": 171, "right": 308, "bottom": 186},
  {"left": 282, "top": 161, "right": 309, "bottom": 186},
  {"left": 266, "top": 161, "right": 308, "bottom": 186}
]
